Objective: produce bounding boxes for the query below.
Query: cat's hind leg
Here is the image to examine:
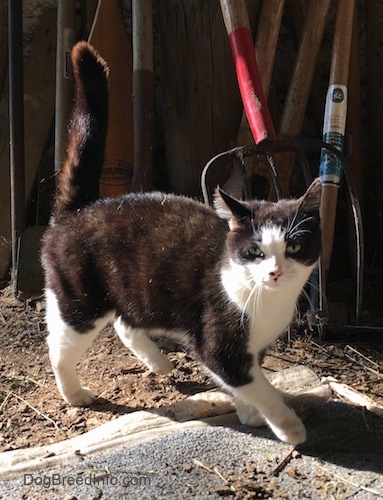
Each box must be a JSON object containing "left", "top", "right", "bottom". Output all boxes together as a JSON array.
[
  {"left": 114, "top": 316, "right": 173, "bottom": 374},
  {"left": 46, "top": 289, "right": 111, "bottom": 406}
]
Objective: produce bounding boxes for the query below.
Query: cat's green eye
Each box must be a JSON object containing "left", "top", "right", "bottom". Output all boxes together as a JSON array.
[
  {"left": 247, "top": 247, "right": 264, "bottom": 259},
  {"left": 286, "top": 244, "right": 302, "bottom": 255}
]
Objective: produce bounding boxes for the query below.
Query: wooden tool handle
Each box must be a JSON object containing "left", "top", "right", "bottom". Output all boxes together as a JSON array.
[
  {"left": 320, "top": 0, "right": 355, "bottom": 270},
  {"left": 279, "top": 0, "right": 331, "bottom": 138},
  {"left": 89, "top": 0, "right": 134, "bottom": 197},
  {"left": 219, "top": 0, "right": 275, "bottom": 143},
  {"left": 274, "top": 0, "right": 331, "bottom": 197},
  {"left": 255, "top": 0, "right": 284, "bottom": 101}
]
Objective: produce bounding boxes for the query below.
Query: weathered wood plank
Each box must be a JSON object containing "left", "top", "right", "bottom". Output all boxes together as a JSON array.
[
  {"left": 0, "top": 10, "right": 56, "bottom": 279},
  {"left": 159, "top": 0, "right": 243, "bottom": 197}
]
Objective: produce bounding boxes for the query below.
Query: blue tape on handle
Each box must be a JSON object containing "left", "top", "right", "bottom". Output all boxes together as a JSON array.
[
  {"left": 319, "top": 132, "right": 345, "bottom": 186},
  {"left": 319, "top": 85, "right": 347, "bottom": 187}
]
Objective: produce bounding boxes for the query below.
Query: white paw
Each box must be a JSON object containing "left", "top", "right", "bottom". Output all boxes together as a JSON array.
[
  {"left": 147, "top": 356, "right": 174, "bottom": 375},
  {"left": 267, "top": 410, "right": 307, "bottom": 445},
  {"left": 234, "top": 399, "right": 265, "bottom": 427},
  {"left": 65, "top": 387, "right": 96, "bottom": 406}
]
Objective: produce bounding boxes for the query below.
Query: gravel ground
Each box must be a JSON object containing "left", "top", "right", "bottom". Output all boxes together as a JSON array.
[{"left": 1, "top": 401, "right": 382, "bottom": 499}]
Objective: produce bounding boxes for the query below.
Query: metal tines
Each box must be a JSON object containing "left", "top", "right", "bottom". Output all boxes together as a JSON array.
[{"left": 201, "top": 138, "right": 364, "bottom": 334}]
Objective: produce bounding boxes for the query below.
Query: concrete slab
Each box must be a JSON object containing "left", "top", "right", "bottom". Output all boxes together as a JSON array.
[{"left": 1, "top": 367, "right": 382, "bottom": 498}]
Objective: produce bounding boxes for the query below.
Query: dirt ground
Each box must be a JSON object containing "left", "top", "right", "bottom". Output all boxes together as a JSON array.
[{"left": 1, "top": 284, "right": 383, "bottom": 461}]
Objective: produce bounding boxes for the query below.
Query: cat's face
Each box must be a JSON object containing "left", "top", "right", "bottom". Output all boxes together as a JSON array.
[
  {"left": 215, "top": 179, "right": 322, "bottom": 291},
  {"left": 228, "top": 221, "right": 319, "bottom": 290}
]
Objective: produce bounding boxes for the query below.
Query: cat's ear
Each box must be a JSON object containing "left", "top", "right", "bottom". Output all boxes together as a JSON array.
[
  {"left": 298, "top": 178, "right": 322, "bottom": 212},
  {"left": 214, "top": 188, "right": 252, "bottom": 229}
]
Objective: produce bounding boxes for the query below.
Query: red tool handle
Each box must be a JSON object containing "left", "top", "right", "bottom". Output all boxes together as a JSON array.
[{"left": 220, "top": 0, "right": 276, "bottom": 143}]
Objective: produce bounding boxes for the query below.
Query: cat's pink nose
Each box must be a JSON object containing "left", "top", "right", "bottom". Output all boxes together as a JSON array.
[{"left": 270, "top": 268, "right": 283, "bottom": 281}]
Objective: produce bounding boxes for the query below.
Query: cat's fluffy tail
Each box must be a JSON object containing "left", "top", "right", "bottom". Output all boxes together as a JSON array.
[{"left": 54, "top": 41, "right": 109, "bottom": 219}]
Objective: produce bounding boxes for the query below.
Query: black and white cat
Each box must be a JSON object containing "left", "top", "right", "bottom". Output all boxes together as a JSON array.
[{"left": 42, "top": 42, "right": 322, "bottom": 445}]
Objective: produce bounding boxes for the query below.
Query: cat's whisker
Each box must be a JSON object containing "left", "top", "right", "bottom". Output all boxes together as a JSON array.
[
  {"left": 297, "top": 275, "right": 328, "bottom": 328},
  {"left": 287, "top": 216, "right": 315, "bottom": 239},
  {"left": 286, "top": 209, "right": 311, "bottom": 233},
  {"left": 293, "top": 223, "right": 315, "bottom": 234},
  {"left": 305, "top": 276, "right": 328, "bottom": 309},
  {"left": 305, "top": 276, "right": 324, "bottom": 297},
  {"left": 245, "top": 279, "right": 257, "bottom": 292},
  {"left": 242, "top": 283, "right": 258, "bottom": 320},
  {"left": 286, "top": 210, "right": 299, "bottom": 234},
  {"left": 288, "top": 229, "right": 311, "bottom": 240},
  {"left": 241, "top": 280, "right": 268, "bottom": 329},
  {"left": 255, "top": 286, "right": 264, "bottom": 314},
  {"left": 300, "top": 287, "right": 315, "bottom": 313}
]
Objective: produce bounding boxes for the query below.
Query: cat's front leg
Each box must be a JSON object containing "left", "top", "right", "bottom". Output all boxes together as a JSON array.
[
  {"left": 233, "top": 365, "right": 306, "bottom": 445},
  {"left": 233, "top": 397, "right": 265, "bottom": 427}
]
